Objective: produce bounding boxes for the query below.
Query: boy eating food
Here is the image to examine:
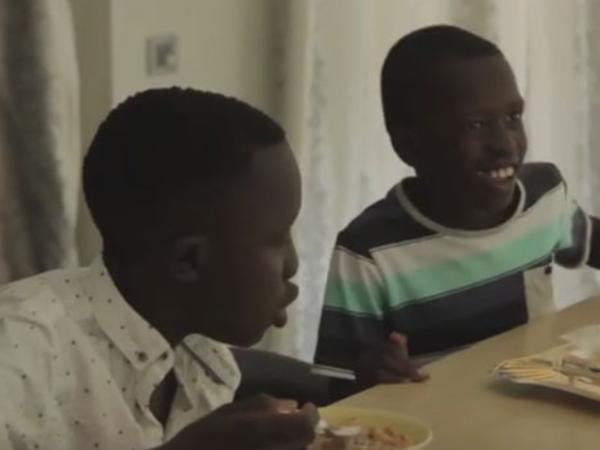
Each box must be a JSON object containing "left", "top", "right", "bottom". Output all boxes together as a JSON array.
[{"left": 0, "top": 88, "right": 318, "bottom": 449}]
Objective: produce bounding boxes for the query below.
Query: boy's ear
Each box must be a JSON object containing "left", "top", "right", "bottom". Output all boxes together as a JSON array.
[
  {"left": 169, "top": 235, "right": 211, "bottom": 283},
  {"left": 390, "top": 126, "right": 418, "bottom": 168}
]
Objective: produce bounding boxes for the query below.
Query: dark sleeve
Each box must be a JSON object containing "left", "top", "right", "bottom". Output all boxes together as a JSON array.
[
  {"left": 553, "top": 180, "right": 591, "bottom": 268},
  {"left": 520, "top": 162, "right": 591, "bottom": 268}
]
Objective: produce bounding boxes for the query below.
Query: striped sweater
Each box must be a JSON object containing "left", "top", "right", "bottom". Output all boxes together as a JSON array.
[{"left": 315, "top": 163, "right": 590, "bottom": 367}]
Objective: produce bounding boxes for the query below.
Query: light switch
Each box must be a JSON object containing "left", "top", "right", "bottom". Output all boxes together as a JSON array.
[{"left": 146, "top": 34, "right": 178, "bottom": 75}]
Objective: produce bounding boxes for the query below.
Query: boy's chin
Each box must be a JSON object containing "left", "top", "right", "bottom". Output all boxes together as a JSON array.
[
  {"left": 476, "top": 184, "right": 518, "bottom": 215},
  {"left": 225, "top": 327, "right": 271, "bottom": 348}
]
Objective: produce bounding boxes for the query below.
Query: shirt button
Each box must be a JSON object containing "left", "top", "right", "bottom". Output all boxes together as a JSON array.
[
  {"left": 137, "top": 352, "right": 148, "bottom": 363},
  {"left": 160, "top": 352, "right": 169, "bottom": 361},
  {"left": 544, "top": 266, "right": 553, "bottom": 275}
]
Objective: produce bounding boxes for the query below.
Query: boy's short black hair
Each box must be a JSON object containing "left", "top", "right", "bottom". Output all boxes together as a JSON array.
[
  {"left": 83, "top": 87, "right": 285, "bottom": 246},
  {"left": 381, "top": 25, "right": 501, "bottom": 133}
]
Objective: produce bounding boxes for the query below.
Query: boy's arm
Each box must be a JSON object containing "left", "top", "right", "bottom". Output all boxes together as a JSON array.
[
  {"left": 0, "top": 320, "right": 67, "bottom": 450},
  {"left": 553, "top": 179, "right": 596, "bottom": 270},
  {"left": 315, "top": 246, "right": 426, "bottom": 392},
  {"left": 158, "top": 396, "right": 318, "bottom": 450},
  {"left": 586, "top": 217, "right": 600, "bottom": 269},
  {"left": 314, "top": 246, "right": 388, "bottom": 369},
  {"left": 232, "top": 347, "right": 332, "bottom": 405}
]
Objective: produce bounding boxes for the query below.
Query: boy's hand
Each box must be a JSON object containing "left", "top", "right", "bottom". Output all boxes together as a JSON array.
[
  {"left": 355, "top": 332, "right": 429, "bottom": 388},
  {"left": 161, "top": 395, "right": 319, "bottom": 450}
]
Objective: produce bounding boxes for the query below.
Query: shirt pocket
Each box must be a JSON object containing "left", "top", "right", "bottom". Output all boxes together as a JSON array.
[{"left": 523, "top": 264, "right": 556, "bottom": 320}]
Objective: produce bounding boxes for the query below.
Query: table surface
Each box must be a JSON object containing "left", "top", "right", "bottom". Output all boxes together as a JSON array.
[{"left": 334, "top": 297, "right": 600, "bottom": 449}]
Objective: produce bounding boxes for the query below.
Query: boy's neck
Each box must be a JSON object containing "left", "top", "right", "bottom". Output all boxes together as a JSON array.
[
  {"left": 103, "top": 252, "right": 187, "bottom": 348},
  {"left": 406, "top": 178, "right": 519, "bottom": 230}
]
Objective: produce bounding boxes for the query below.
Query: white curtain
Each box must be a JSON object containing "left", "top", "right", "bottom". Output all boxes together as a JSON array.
[
  {"left": 0, "top": 0, "right": 80, "bottom": 281},
  {"left": 257, "top": 0, "right": 600, "bottom": 361}
]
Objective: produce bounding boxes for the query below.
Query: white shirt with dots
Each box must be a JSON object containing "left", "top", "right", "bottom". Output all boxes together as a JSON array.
[{"left": 0, "top": 257, "right": 241, "bottom": 450}]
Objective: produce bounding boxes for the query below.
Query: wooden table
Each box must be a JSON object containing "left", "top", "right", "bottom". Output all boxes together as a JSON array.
[{"left": 335, "top": 297, "right": 600, "bottom": 449}]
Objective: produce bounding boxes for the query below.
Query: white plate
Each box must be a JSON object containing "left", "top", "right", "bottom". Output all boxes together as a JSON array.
[
  {"left": 314, "top": 405, "right": 433, "bottom": 449},
  {"left": 494, "top": 344, "right": 600, "bottom": 402}
]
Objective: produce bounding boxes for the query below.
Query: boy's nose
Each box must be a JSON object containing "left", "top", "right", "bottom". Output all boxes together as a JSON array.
[{"left": 488, "top": 122, "right": 519, "bottom": 157}]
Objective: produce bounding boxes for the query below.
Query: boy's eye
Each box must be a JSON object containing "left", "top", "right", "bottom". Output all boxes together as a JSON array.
[
  {"left": 507, "top": 111, "right": 523, "bottom": 123},
  {"left": 465, "top": 120, "right": 486, "bottom": 132}
]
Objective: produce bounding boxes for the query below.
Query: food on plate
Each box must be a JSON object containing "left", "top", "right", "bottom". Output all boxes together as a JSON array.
[
  {"left": 309, "top": 418, "right": 411, "bottom": 450},
  {"left": 561, "top": 325, "right": 600, "bottom": 374},
  {"left": 495, "top": 358, "right": 558, "bottom": 381},
  {"left": 559, "top": 351, "right": 600, "bottom": 382}
]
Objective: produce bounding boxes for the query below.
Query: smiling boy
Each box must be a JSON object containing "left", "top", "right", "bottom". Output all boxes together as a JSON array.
[{"left": 316, "top": 25, "right": 600, "bottom": 386}]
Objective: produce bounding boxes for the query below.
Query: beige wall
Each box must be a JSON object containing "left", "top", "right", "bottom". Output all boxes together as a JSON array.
[
  {"left": 110, "top": 0, "right": 279, "bottom": 113},
  {"left": 69, "top": 0, "right": 281, "bottom": 262}
]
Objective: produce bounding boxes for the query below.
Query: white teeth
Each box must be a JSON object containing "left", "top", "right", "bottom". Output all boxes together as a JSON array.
[{"left": 483, "top": 167, "right": 515, "bottom": 180}]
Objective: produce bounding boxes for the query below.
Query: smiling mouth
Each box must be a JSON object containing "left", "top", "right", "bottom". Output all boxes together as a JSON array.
[{"left": 477, "top": 165, "right": 516, "bottom": 182}]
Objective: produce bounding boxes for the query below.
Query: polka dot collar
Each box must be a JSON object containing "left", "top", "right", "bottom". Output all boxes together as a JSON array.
[{"left": 82, "top": 256, "right": 172, "bottom": 370}]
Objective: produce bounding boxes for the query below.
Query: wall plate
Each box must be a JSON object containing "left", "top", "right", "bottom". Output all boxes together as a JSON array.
[{"left": 146, "top": 34, "right": 178, "bottom": 75}]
